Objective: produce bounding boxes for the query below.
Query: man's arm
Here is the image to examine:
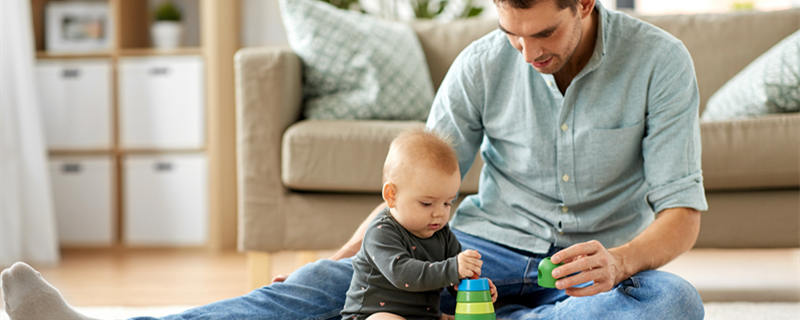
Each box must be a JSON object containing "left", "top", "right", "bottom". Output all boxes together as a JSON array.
[
  {"left": 610, "top": 207, "right": 700, "bottom": 279},
  {"left": 271, "top": 202, "right": 386, "bottom": 282},
  {"left": 550, "top": 207, "right": 700, "bottom": 297}
]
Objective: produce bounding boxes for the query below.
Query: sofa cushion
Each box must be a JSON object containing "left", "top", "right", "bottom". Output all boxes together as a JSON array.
[
  {"left": 701, "top": 113, "right": 800, "bottom": 191},
  {"left": 283, "top": 114, "right": 799, "bottom": 193},
  {"left": 282, "top": 120, "right": 482, "bottom": 193},
  {"left": 279, "top": 0, "right": 434, "bottom": 120},
  {"left": 701, "top": 29, "right": 800, "bottom": 121}
]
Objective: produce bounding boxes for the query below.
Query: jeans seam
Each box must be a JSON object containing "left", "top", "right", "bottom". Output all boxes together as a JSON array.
[{"left": 521, "top": 257, "right": 534, "bottom": 294}]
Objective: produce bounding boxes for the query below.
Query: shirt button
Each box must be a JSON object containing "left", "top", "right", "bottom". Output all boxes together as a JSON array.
[
  {"left": 562, "top": 174, "right": 570, "bottom": 182},
  {"left": 546, "top": 80, "right": 554, "bottom": 87},
  {"left": 561, "top": 206, "right": 568, "bottom": 213},
  {"left": 561, "top": 123, "right": 568, "bottom": 132}
]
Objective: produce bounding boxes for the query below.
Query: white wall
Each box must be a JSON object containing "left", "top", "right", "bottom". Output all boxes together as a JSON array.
[
  {"left": 635, "top": 0, "right": 799, "bottom": 14},
  {"left": 241, "top": 0, "right": 289, "bottom": 47}
]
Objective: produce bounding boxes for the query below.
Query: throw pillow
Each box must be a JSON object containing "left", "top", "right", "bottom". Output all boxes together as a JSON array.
[
  {"left": 701, "top": 29, "right": 800, "bottom": 122},
  {"left": 279, "top": 0, "right": 435, "bottom": 120}
]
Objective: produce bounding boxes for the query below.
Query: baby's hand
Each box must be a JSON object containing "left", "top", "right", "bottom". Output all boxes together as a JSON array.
[
  {"left": 487, "top": 279, "right": 498, "bottom": 303},
  {"left": 457, "top": 250, "right": 482, "bottom": 279}
]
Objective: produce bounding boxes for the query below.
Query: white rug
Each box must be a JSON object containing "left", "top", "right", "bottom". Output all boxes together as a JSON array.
[
  {"left": 0, "top": 303, "right": 798, "bottom": 319},
  {"left": 0, "top": 306, "right": 193, "bottom": 320}
]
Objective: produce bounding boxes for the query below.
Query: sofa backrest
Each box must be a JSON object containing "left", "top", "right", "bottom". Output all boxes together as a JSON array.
[
  {"left": 412, "top": 8, "right": 800, "bottom": 114},
  {"left": 411, "top": 19, "right": 497, "bottom": 92}
]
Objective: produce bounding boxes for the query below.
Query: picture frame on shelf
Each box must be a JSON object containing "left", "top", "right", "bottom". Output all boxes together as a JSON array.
[{"left": 45, "top": 1, "right": 114, "bottom": 53}]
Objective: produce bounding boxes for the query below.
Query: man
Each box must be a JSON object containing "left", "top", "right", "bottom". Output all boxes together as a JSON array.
[
  {"left": 1, "top": 0, "right": 705, "bottom": 319},
  {"left": 335, "top": 0, "right": 706, "bottom": 318}
]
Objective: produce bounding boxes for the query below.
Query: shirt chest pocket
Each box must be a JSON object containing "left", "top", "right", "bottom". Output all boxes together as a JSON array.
[{"left": 584, "top": 121, "right": 645, "bottom": 189}]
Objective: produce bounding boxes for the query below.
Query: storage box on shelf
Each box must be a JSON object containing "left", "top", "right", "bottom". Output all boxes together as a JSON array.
[
  {"left": 48, "top": 156, "right": 114, "bottom": 246},
  {"left": 36, "top": 59, "right": 112, "bottom": 150},
  {"left": 119, "top": 55, "right": 205, "bottom": 149},
  {"left": 124, "top": 154, "right": 208, "bottom": 246}
]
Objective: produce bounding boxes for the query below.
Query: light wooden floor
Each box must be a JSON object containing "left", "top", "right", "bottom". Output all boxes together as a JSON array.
[{"left": 1, "top": 248, "right": 334, "bottom": 307}]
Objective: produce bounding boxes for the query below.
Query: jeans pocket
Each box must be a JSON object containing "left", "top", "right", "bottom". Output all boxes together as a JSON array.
[{"left": 587, "top": 121, "right": 645, "bottom": 188}]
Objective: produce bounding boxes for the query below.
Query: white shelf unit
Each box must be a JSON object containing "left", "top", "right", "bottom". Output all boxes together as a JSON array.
[
  {"left": 41, "top": 54, "right": 209, "bottom": 247},
  {"left": 32, "top": 0, "right": 239, "bottom": 250}
]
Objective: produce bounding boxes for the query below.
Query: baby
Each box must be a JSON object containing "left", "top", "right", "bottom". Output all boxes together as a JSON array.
[{"left": 340, "top": 129, "right": 497, "bottom": 320}]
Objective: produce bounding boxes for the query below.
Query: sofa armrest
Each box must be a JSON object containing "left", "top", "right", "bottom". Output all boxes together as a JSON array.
[{"left": 235, "top": 46, "right": 303, "bottom": 251}]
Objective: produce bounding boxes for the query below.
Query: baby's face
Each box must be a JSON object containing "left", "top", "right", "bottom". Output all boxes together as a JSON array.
[{"left": 389, "top": 165, "right": 461, "bottom": 239}]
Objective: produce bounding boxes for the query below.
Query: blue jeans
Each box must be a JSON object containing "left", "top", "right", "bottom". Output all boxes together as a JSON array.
[{"left": 131, "top": 230, "right": 703, "bottom": 320}]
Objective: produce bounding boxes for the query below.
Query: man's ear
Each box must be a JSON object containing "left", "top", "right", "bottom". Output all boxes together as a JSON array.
[
  {"left": 382, "top": 182, "right": 397, "bottom": 208},
  {"left": 578, "top": 0, "right": 595, "bottom": 19}
]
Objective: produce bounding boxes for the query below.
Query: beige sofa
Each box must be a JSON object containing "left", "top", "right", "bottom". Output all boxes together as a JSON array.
[{"left": 235, "top": 8, "right": 800, "bottom": 301}]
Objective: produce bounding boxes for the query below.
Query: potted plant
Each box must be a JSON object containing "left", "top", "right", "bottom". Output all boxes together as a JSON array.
[{"left": 151, "top": 1, "right": 182, "bottom": 49}]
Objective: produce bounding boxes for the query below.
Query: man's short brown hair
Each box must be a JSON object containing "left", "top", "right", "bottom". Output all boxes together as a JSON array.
[{"left": 494, "top": 0, "right": 579, "bottom": 11}]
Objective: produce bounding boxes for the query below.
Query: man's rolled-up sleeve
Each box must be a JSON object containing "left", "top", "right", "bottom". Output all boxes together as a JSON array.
[{"left": 643, "top": 42, "right": 709, "bottom": 214}]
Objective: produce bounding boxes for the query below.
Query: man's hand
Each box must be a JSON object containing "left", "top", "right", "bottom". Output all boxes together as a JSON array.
[
  {"left": 550, "top": 240, "right": 626, "bottom": 297},
  {"left": 457, "top": 250, "right": 483, "bottom": 278},
  {"left": 272, "top": 274, "right": 289, "bottom": 283}
]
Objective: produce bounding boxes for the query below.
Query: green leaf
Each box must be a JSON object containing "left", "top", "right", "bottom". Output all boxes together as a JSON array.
[
  {"left": 154, "top": 1, "right": 181, "bottom": 21},
  {"left": 466, "top": 6, "right": 483, "bottom": 17},
  {"left": 434, "top": 0, "right": 447, "bottom": 15}
]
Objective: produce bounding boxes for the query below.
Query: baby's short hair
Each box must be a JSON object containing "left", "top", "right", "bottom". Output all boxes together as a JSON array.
[{"left": 382, "top": 129, "right": 459, "bottom": 184}]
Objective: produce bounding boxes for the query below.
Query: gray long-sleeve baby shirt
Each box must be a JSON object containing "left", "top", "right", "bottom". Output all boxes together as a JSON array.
[{"left": 341, "top": 208, "right": 462, "bottom": 319}]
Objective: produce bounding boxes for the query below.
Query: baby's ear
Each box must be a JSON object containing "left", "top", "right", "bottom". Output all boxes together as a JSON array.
[{"left": 382, "top": 182, "right": 397, "bottom": 207}]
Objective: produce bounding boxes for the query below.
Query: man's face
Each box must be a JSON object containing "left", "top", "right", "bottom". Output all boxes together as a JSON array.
[{"left": 497, "top": 0, "right": 583, "bottom": 74}]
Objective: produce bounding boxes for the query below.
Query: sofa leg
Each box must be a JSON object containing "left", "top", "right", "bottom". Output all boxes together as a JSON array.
[
  {"left": 296, "top": 250, "right": 318, "bottom": 266},
  {"left": 247, "top": 251, "right": 272, "bottom": 290},
  {"left": 246, "top": 250, "right": 328, "bottom": 291}
]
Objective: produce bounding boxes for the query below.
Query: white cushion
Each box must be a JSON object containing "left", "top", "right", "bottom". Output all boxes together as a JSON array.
[
  {"left": 702, "top": 29, "right": 800, "bottom": 121},
  {"left": 279, "top": 0, "right": 434, "bottom": 121}
]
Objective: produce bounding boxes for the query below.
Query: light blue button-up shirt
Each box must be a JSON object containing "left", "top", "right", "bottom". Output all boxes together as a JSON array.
[{"left": 426, "top": 3, "right": 708, "bottom": 254}]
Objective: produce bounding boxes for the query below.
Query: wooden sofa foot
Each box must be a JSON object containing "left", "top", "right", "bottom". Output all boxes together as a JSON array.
[
  {"left": 246, "top": 251, "right": 324, "bottom": 291},
  {"left": 247, "top": 251, "right": 272, "bottom": 291}
]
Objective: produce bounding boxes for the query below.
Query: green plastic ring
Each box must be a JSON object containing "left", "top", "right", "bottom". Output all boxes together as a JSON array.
[
  {"left": 454, "top": 313, "right": 496, "bottom": 320},
  {"left": 456, "top": 290, "right": 492, "bottom": 303}
]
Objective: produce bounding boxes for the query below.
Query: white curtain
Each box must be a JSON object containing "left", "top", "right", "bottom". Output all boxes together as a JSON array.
[{"left": 0, "top": 0, "right": 60, "bottom": 266}]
